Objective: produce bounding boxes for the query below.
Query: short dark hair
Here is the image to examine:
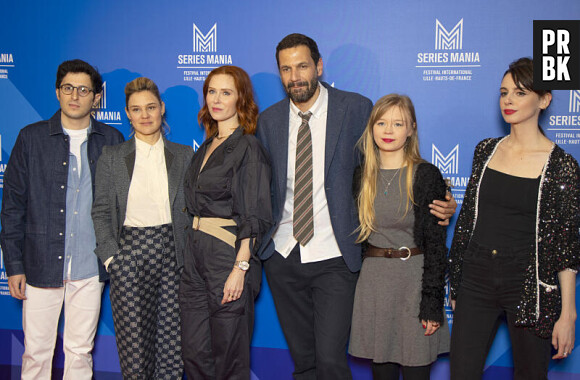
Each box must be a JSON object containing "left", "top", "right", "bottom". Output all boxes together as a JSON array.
[
  {"left": 55, "top": 59, "right": 103, "bottom": 94},
  {"left": 276, "top": 33, "right": 321, "bottom": 68},
  {"left": 503, "top": 57, "right": 551, "bottom": 99}
]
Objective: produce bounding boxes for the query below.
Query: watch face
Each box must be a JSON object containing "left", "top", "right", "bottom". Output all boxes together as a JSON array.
[{"left": 238, "top": 261, "right": 250, "bottom": 271}]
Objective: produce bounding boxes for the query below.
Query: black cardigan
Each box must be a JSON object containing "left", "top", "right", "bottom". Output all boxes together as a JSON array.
[{"left": 354, "top": 162, "right": 448, "bottom": 323}]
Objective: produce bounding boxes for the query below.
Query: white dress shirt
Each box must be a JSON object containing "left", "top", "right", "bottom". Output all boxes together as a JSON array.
[
  {"left": 272, "top": 84, "right": 342, "bottom": 263},
  {"left": 124, "top": 136, "right": 171, "bottom": 227}
]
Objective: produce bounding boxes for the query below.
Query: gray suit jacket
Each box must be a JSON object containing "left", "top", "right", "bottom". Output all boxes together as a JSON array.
[{"left": 92, "top": 137, "right": 194, "bottom": 268}]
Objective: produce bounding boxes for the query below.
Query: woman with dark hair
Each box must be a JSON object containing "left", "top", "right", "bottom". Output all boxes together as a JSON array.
[
  {"left": 349, "top": 94, "right": 449, "bottom": 380},
  {"left": 92, "top": 77, "right": 193, "bottom": 379},
  {"left": 449, "top": 57, "right": 579, "bottom": 379},
  {"left": 179, "top": 65, "right": 272, "bottom": 380}
]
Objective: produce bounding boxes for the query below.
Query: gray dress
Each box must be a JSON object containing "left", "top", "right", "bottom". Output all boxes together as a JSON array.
[{"left": 349, "top": 167, "right": 450, "bottom": 366}]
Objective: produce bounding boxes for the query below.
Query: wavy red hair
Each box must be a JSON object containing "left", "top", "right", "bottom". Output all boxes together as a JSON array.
[{"left": 198, "top": 65, "right": 259, "bottom": 136}]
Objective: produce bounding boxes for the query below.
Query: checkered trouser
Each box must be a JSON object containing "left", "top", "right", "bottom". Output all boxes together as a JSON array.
[{"left": 109, "top": 224, "right": 183, "bottom": 380}]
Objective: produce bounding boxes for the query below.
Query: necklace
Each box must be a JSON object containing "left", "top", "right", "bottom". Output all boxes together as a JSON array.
[
  {"left": 379, "top": 167, "right": 401, "bottom": 196},
  {"left": 215, "top": 128, "right": 237, "bottom": 140}
]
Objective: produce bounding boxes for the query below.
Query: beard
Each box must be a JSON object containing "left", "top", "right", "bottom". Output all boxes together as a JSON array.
[{"left": 286, "top": 77, "right": 319, "bottom": 104}]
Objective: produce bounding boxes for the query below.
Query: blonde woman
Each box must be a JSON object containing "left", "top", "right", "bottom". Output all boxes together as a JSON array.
[
  {"left": 92, "top": 77, "right": 193, "bottom": 379},
  {"left": 349, "top": 94, "right": 449, "bottom": 380}
]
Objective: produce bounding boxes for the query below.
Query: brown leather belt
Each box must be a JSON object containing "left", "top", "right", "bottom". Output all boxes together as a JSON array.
[{"left": 365, "top": 244, "right": 422, "bottom": 260}]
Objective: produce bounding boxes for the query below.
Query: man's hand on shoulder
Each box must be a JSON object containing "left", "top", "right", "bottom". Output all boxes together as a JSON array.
[
  {"left": 429, "top": 192, "right": 458, "bottom": 226},
  {"left": 8, "top": 274, "right": 27, "bottom": 300}
]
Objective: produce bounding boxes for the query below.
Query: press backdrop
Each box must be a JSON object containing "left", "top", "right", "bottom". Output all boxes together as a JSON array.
[{"left": 1, "top": 1, "right": 579, "bottom": 378}]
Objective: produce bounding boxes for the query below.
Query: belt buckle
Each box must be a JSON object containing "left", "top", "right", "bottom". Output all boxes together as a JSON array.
[
  {"left": 399, "top": 246, "right": 411, "bottom": 261},
  {"left": 192, "top": 216, "right": 201, "bottom": 231}
]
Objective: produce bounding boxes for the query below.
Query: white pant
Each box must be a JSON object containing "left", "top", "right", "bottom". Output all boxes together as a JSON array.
[{"left": 21, "top": 276, "right": 104, "bottom": 380}]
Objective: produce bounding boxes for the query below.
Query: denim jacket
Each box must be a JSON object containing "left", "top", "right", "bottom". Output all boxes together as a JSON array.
[{"left": 0, "top": 111, "right": 124, "bottom": 287}]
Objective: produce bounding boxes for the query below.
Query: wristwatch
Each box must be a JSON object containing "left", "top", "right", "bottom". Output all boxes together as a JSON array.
[{"left": 234, "top": 260, "right": 250, "bottom": 271}]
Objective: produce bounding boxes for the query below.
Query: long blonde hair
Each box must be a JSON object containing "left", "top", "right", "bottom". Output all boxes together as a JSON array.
[{"left": 356, "top": 94, "right": 423, "bottom": 243}]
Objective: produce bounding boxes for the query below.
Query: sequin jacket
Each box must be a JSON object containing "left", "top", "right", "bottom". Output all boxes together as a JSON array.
[{"left": 449, "top": 137, "right": 580, "bottom": 338}]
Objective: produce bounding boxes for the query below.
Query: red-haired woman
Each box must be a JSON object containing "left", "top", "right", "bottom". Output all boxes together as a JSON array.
[{"left": 179, "top": 65, "right": 272, "bottom": 380}]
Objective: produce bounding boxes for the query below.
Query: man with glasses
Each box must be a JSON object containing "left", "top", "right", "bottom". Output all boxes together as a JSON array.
[{"left": 1, "top": 59, "right": 124, "bottom": 379}]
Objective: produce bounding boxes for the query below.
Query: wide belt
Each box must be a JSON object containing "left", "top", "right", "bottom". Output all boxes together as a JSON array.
[
  {"left": 365, "top": 244, "right": 422, "bottom": 261},
  {"left": 192, "top": 216, "right": 237, "bottom": 248}
]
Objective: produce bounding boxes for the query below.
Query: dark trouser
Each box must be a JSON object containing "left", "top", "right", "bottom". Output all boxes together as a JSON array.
[
  {"left": 179, "top": 228, "right": 261, "bottom": 380},
  {"left": 450, "top": 241, "right": 551, "bottom": 380},
  {"left": 264, "top": 245, "right": 358, "bottom": 380},
  {"left": 371, "top": 362, "right": 431, "bottom": 380},
  {"left": 109, "top": 224, "right": 183, "bottom": 380}
]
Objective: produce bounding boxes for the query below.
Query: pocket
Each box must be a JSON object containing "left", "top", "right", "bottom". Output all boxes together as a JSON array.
[{"left": 196, "top": 176, "right": 231, "bottom": 201}]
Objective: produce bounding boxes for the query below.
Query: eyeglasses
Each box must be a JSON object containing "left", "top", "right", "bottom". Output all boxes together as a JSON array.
[{"left": 59, "top": 84, "right": 94, "bottom": 97}]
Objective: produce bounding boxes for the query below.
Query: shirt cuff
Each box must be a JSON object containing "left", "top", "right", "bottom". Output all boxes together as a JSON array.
[{"left": 104, "top": 256, "right": 114, "bottom": 271}]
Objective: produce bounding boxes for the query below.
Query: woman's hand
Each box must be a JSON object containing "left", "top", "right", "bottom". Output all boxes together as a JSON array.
[
  {"left": 221, "top": 268, "right": 246, "bottom": 305},
  {"left": 553, "top": 269, "right": 577, "bottom": 359},
  {"left": 552, "top": 313, "right": 576, "bottom": 359},
  {"left": 451, "top": 299, "right": 456, "bottom": 311},
  {"left": 422, "top": 319, "right": 441, "bottom": 336}
]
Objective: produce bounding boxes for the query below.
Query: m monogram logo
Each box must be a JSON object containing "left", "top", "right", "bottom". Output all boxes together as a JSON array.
[
  {"left": 569, "top": 90, "right": 580, "bottom": 113},
  {"left": 193, "top": 24, "right": 217, "bottom": 52},
  {"left": 432, "top": 144, "right": 459, "bottom": 175},
  {"left": 435, "top": 19, "right": 463, "bottom": 50}
]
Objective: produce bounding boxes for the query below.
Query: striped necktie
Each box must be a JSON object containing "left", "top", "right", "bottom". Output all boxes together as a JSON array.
[{"left": 294, "top": 111, "right": 314, "bottom": 245}]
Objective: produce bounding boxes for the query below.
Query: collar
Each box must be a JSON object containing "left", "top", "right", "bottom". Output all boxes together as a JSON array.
[
  {"left": 49, "top": 110, "right": 102, "bottom": 136},
  {"left": 289, "top": 82, "right": 328, "bottom": 120},
  {"left": 135, "top": 135, "right": 165, "bottom": 156}
]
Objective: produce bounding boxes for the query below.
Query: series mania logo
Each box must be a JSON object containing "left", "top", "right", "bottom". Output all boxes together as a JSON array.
[
  {"left": 178, "top": 23, "right": 232, "bottom": 66},
  {"left": 92, "top": 82, "right": 122, "bottom": 125},
  {"left": 549, "top": 90, "right": 580, "bottom": 145},
  {"left": 0, "top": 248, "right": 7, "bottom": 287},
  {"left": 417, "top": 19, "right": 480, "bottom": 64},
  {"left": 549, "top": 90, "right": 580, "bottom": 127},
  {"left": 432, "top": 144, "right": 469, "bottom": 205}
]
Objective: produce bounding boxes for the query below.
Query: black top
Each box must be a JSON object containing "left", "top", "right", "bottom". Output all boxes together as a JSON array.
[
  {"left": 473, "top": 167, "right": 540, "bottom": 247},
  {"left": 183, "top": 128, "right": 273, "bottom": 253}
]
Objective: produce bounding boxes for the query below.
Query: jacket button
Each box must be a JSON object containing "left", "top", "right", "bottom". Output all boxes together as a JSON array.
[
  {"left": 63, "top": 162, "right": 67, "bottom": 166},
  {"left": 182, "top": 207, "right": 187, "bottom": 212},
  {"left": 59, "top": 232, "right": 63, "bottom": 236},
  {"left": 58, "top": 256, "right": 62, "bottom": 260},
  {"left": 61, "top": 185, "right": 65, "bottom": 189},
  {"left": 491, "top": 249, "right": 498, "bottom": 255}
]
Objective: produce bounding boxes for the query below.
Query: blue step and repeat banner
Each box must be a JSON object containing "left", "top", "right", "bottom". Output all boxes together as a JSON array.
[{"left": 1, "top": 1, "right": 579, "bottom": 378}]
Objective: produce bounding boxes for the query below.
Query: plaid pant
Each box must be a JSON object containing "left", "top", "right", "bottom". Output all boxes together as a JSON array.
[{"left": 109, "top": 224, "right": 183, "bottom": 380}]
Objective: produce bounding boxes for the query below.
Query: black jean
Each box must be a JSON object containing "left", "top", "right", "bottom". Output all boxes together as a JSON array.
[{"left": 450, "top": 241, "right": 551, "bottom": 380}]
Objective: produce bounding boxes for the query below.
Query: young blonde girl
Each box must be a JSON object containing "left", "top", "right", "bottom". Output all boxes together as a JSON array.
[{"left": 349, "top": 94, "right": 449, "bottom": 380}]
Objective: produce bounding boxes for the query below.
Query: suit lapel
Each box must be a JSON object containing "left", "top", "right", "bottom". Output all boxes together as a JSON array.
[
  {"left": 324, "top": 84, "right": 346, "bottom": 178},
  {"left": 118, "top": 139, "right": 135, "bottom": 219},
  {"left": 164, "top": 139, "right": 178, "bottom": 207},
  {"left": 274, "top": 99, "right": 290, "bottom": 202}
]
